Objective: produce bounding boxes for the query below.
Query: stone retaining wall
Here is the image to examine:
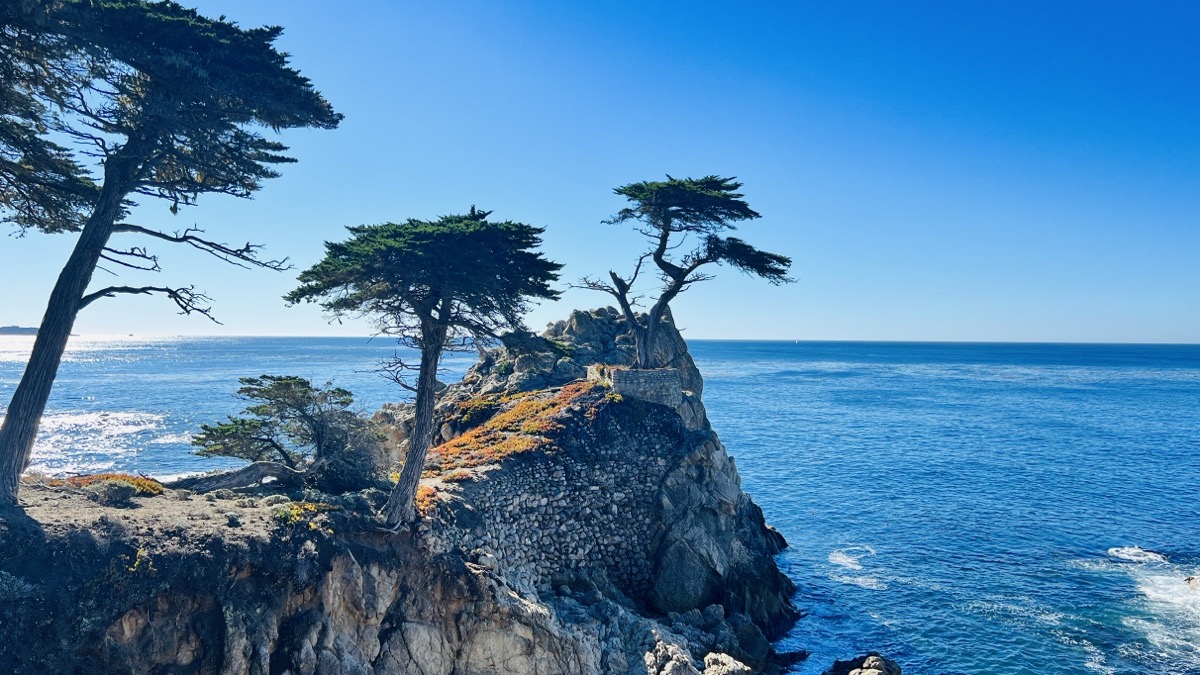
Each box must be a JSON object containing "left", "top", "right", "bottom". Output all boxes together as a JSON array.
[{"left": 587, "top": 365, "right": 683, "bottom": 408}]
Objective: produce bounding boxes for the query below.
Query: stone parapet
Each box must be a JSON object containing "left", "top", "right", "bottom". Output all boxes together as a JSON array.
[{"left": 587, "top": 365, "right": 683, "bottom": 408}]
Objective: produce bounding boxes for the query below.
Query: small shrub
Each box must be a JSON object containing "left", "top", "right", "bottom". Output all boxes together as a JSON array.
[
  {"left": 127, "top": 549, "right": 156, "bottom": 574},
  {"left": 273, "top": 501, "right": 337, "bottom": 526},
  {"left": 442, "top": 469, "right": 475, "bottom": 483},
  {"left": 34, "top": 473, "right": 164, "bottom": 496},
  {"left": 415, "top": 485, "right": 439, "bottom": 516},
  {"left": 261, "top": 494, "right": 290, "bottom": 506},
  {"left": 84, "top": 479, "right": 137, "bottom": 507}
]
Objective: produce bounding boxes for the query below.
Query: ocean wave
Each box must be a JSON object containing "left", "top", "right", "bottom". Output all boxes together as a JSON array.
[
  {"left": 1108, "top": 546, "right": 1169, "bottom": 564},
  {"left": 1078, "top": 547, "right": 1200, "bottom": 672}
]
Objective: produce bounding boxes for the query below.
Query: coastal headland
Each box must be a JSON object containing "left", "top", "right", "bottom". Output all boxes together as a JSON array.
[{"left": 0, "top": 309, "right": 890, "bottom": 674}]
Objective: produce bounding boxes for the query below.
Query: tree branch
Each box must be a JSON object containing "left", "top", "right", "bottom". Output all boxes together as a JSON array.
[
  {"left": 100, "top": 245, "right": 161, "bottom": 272},
  {"left": 77, "top": 284, "right": 221, "bottom": 323},
  {"left": 378, "top": 353, "right": 419, "bottom": 393},
  {"left": 111, "top": 223, "right": 290, "bottom": 271}
]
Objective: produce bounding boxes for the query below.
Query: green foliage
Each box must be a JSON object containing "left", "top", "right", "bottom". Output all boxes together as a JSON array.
[
  {"left": 0, "top": 0, "right": 341, "bottom": 506},
  {"left": 1, "top": 0, "right": 341, "bottom": 232},
  {"left": 583, "top": 175, "right": 793, "bottom": 368},
  {"left": 607, "top": 175, "right": 792, "bottom": 285},
  {"left": 0, "top": 2, "right": 98, "bottom": 233},
  {"left": 192, "top": 375, "right": 377, "bottom": 473},
  {"left": 193, "top": 415, "right": 302, "bottom": 467},
  {"left": 286, "top": 208, "right": 562, "bottom": 343},
  {"left": 272, "top": 501, "right": 337, "bottom": 535},
  {"left": 607, "top": 175, "right": 762, "bottom": 233}
]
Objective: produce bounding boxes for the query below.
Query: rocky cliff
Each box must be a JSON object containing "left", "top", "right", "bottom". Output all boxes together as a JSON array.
[{"left": 0, "top": 308, "right": 808, "bottom": 674}]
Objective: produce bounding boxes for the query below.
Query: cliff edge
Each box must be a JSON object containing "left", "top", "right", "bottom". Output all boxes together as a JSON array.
[{"left": 0, "top": 308, "right": 803, "bottom": 674}]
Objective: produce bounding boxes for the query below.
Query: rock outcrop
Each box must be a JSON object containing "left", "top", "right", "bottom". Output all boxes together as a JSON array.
[
  {"left": 823, "top": 653, "right": 903, "bottom": 675},
  {"left": 375, "top": 306, "right": 708, "bottom": 461},
  {"left": 416, "top": 381, "right": 797, "bottom": 669},
  {"left": 0, "top": 307, "right": 802, "bottom": 674}
]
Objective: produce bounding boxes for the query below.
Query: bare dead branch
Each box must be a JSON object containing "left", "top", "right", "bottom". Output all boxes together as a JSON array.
[
  {"left": 100, "top": 245, "right": 161, "bottom": 272},
  {"left": 111, "top": 223, "right": 290, "bottom": 271},
  {"left": 377, "top": 353, "right": 419, "bottom": 393},
  {"left": 77, "top": 284, "right": 221, "bottom": 323}
]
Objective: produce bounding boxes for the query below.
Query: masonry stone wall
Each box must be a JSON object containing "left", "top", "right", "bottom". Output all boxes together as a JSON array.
[
  {"left": 587, "top": 365, "right": 683, "bottom": 408},
  {"left": 429, "top": 402, "right": 690, "bottom": 598}
]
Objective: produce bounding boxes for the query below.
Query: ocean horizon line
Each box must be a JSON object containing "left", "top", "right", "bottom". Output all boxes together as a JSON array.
[{"left": 2, "top": 334, "right": 1196, "bottom": 347}]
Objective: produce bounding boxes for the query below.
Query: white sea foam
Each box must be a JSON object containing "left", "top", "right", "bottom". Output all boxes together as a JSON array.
[
  {"left": 1051, "top": 628, "right": 1116, "bottom": 675},
  {"left": 828, "top": 544, "right": 875, "bottom": 570},
  {"left": 1083, "top": 547, "right": 1200, "bottom": 671},
  {"left": 964, "top": 598, "right": 1064, "bottom": 627},
  {"left": 1107, "top": 546, "right": 1169, "bottom": 564},
  {"left": 830, "top": 574, "right": 888, "bottom": 591}
]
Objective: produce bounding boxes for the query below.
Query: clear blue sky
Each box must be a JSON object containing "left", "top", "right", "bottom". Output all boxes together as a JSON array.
[{"left": 3, "top": 0, "right": 1198, "bottom": 342}]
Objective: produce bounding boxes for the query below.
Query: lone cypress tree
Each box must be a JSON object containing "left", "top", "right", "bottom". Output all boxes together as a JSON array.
[
  {"left": 580, "top": 175, "right": 792, "bottom": 368},
  {"left": 287, "top": 208, "right": 562, "bottom": 527},
  {"left": 0, "top": 1, "right": 341, "bottom": 505}
]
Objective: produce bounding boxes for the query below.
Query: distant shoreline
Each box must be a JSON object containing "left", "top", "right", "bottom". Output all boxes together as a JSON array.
[{"left": 0, "top": 325, "right": 37, "bottom": 336}]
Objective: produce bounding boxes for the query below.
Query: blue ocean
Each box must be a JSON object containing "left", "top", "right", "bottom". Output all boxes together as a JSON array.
[{"left": 2, "top": 336, "right": 1198, "bottom": 675}]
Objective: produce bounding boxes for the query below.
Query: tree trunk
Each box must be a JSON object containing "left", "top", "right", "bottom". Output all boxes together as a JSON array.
[
  {"left": 166, "top": 461, "right": 305, "bottom": 493},
  {"left": 383, "top": 326, "right": 446, "bottom": 527},
  {"left": 642, "top": 301, "right": 670, "bottom": 369},
  {"left": 0, "top": 177, "right": 128, "bottom": 506},
  {"left": 607, "top": 271, "right": 651, "bottom": 369}
]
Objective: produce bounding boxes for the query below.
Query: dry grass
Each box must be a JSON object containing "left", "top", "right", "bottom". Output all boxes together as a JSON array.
[
  {"left": 441, "top": 469, "right": 475, "bottom": 483},
  {"left": 427, "top": 381, "right": 606, "bottom": 474}
]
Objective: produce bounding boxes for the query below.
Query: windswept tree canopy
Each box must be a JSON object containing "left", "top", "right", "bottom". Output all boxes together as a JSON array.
[
  {"left": 193, "top": 375, "right": 357, "bottom": 468},
  {"left": 606, "top": 175, "right": 791, "bottom": 286},
  {"left": 0, "top": 2, "right": 97, "bottom": 232},
  {"left": 287, "top": 208, "right": 562, "bottom": 348},
  {"left": 1, "top": 0, "right": 342, "bottom": 231},
  {"left": 582, "top": 175, "right": 792, "bottom": 368}
]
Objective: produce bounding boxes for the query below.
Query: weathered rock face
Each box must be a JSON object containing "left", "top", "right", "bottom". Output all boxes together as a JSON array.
[
  {"left": 0, "top": 503, "right": 608, "bottom": 675},
  {"left": 0, "top": 306, "right": 802, "bottom": 674},
  {"left": 419, "top": 385, "right": 798, "bottom": 666}
]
